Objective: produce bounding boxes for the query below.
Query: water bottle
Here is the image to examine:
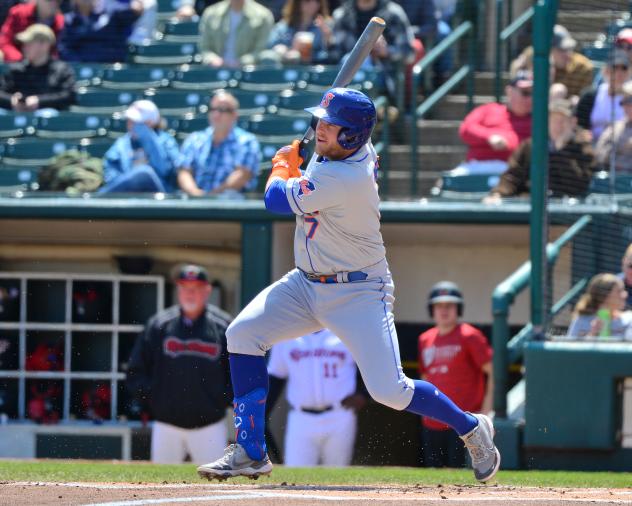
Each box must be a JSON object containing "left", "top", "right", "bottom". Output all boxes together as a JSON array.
[{"left": 597, "top": 308, "right": 611, "bottom": 338}]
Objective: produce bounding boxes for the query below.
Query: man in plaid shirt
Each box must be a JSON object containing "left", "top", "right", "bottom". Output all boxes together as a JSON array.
[
  {"left": 329, "top": 0, "right": 415, "bottom": 97},
  {"left": 178, "top": 90, "right": 261, "bottom": 196}
]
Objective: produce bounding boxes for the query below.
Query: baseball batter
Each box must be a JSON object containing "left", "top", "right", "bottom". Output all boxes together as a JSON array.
[
  {"left": 267, "top": 328, "right": 365, "bottom": 467},
  {"left": 197, "top": 88, "right": 500, "bottom": 482}
]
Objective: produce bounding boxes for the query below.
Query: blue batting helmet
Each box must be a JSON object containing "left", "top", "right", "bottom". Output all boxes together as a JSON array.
[
  {"left": 305, "top": 87, "right": 377, "bottom": 150},
  {"left": 427, "top": 281, "right": 464, "bottom": 318}
]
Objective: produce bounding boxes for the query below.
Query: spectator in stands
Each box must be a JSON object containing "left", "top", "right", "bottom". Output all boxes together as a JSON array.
[
  {"left": 106, "top": 0, "right": 157, "bottom": 44},
  {"left": 58, "top": 0, "right": 143, "bottom": 63},
  {"left": 178, "top": 90, "right": 261, "bottom": 196},
  {"left": 618, "top": 244, "right": 632, "bottom": 310},
  {"left": 396, "top": 0, "right": 452, "bottom": 90},
  {"left": 456, "top": 70, "right": 533, "bottom": 175},
  {"left": 329, "top": 0, "right": 415, "bottom": 98},
  {"left": 265, "top": 0, "right": 332, "bottom": 64},
  {"left": 418, "top": 281, "right": 493, "bottom": 468},
  {"left": 198, "top": 0, "right": 274, "bottom": 67},
  {"left": 510, "top": 24, "right": 593, "bottom": 99},
  {"left": 0, "top": 24, "right": 75, "bottom": 111},
  {"left": 615, "top": 28, "right": 632, "bottom": 67},
  {"left": 485, "top": 99, "right": 595, "bottom": 201},
  {"left": 99, "top": 100, "right": 179, "bottom": 193},
  {"left": 0, "top": 0, "right": 64, "bottom": 63},
  {"left": 126, "top": 264, "right": 233, "bottom": 464},
  {"left": 595, "top": 80, "right": 632, "bottom": 173},
  {"left": 576, "top": 51, "right": 631, "bottom": 144},
  {"left": 259, "top": 0, "right": 285, "bottom": 20},
  {"left": 566, "top": 273, "right": 632, "bottom": 339}
]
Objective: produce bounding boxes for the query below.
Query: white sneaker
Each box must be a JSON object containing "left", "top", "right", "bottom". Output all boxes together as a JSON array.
[
  {"left": 197, "top": 443, "right": 273, "bottom": 481},
  {"left": 461, "top": 413, "right": 501, "bottom": 482}
]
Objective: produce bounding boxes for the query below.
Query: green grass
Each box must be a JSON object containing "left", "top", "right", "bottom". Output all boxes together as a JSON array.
[{"left": 0, "top": 460, "right": 631, "bottom": 488}]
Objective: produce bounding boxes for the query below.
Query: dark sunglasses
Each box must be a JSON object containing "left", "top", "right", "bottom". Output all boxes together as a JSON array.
[
  {"left": 209, "top": 106, "right": 235, "bottom": 114},
  {"left": 516, "top": 88, "right": 532, "bottom": 97},
  {"left": 625, "top": 263, "right": 632, "bottom": 269}
]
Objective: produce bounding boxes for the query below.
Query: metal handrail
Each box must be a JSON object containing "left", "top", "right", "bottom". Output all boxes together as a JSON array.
[
  {"left": 409, "top": 17, "right": 476, "bottom": 196},
  {"left": 494, "top": 0, "right": 535, "bottom": 102},
  {"left": 491, "top": 214, "right": 592, "bottom": 417}
]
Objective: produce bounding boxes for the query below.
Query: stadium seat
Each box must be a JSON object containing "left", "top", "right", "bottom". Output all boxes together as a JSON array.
[
  {"left": 0, "top": 138, "right": 75, "bottom": 168},
  {"left": 0, "top": 166, "right": 38, "bottom": 187},
  {"left": 257, "top": 141, "right": 281, "bottom": 172},
  {"left": 156, "top": 0, "right": 180, "bottom": 20},
  {"left": 305, "top": 65, "right": 384, "bottom": 97},
  {"left": 582, "top": 44, "right": 612, "bottom": 63},
  {"left": 100, "top": 66, "right": 171, "bottom": 90},
  {"left": 589, "top": 171, "right": 632, "bottom": 193},
  {"left": 238, "top": 66, "right": 305, "bottom": 92},
  {"left": 144, "top": 89, "right": 207, "bottom": 116},
  {"left": 0, "top": 114, "right": 33, "bottom": 138},
  {"left": 70, "top": 63, "right": 105, "bottom": 87},
  {"left": 434, "top": 170, "right": 500, "bottom": 199},
  {"left": 169, "top": 115, "right": 208, "bottom": 140},
  {"left": 76, "top": 137, "right": 112, "bottom": 158},
  {"left": 128, "top": 42, "right": 200, "bottom": 65},
  {"left": 71, "top": 89, "right": 140, "bottom": 114},
  {"left": 274, "top": 89, "right": 323, "bottom": 116},
  {"left": 170, "top": 66, "right": 238, "bottom": 90},
  {"left": 230, "top": 90, "right": 274, "bottom": 116},
  {"left": 33, "top": 113, "right": 107, "bottom": 139},
  {"left": 248, "top": 114, "right": 310, "bottom": 143},
  {"left": 161, "top": 20, "right": 199, "bottom": 43}
]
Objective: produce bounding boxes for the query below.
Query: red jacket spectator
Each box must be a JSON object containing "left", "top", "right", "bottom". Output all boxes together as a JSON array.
[
  {"left": 459, "top": 71, "right": 532, "bottom": 163},
  {"left": 0, "top": 1, "right": 64, "bottom": 62}
]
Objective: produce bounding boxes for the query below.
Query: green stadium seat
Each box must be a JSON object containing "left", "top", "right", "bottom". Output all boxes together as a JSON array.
[
  {"left": 304, "top": 65, "right": 384, "bottom": 96},
  {"left": 0, "top": 166, "right": 37, "bottom": 187},
  {"left": 76, "top": 137, "right": 113, "bottom": 158},
  {"left": 582, "top": 44, "right": 612, "bottom": 63},
  {"left": 0, "top": 138, "right": 75, "bottom": 168},
  {"left": 100, "top": 65, "right": 171, "bottom": 90},
  {"left": 170, "top": 66, "right": 238, "bottom": 90},
  {"left": 71, "top": 89, "right": 140, "bottom": 114},
  {"left": 161, "top": 20, "right": 199, "bottom": 43},
  {"left": 33, "top": 113, "right": 107, "bottom": 139},
  {"left": 274, "top": 89, "right": 323, "bottom": 116},
  {"left": 434, "top": 170, "right": 500, "bottom": 199},
  {"left": 0, "top": 114, "right": 33, "bottom": 138},
  {"left": 238, "top": 66, "right": 305, "bottom": 92},
  {"left": 231, "top": 90, "right": 274, "bottom": 116},
  {"left": 70, "top": 63, "right": 106, "bottom": 87},
  {"left": 128, "top": 42, "right": 200, "bottom": 65},
  {"left": 589, "top": 171, "right": 632, "bottom": 193},
  {"left": 144, "top": 89, "right": 207, "bottom": 116},
  {"left": 156, "top": 0, "right": 180, "bottom": 20},
  {"left": 170, "top": 115, "right": 209, "bottom": 140},
  {"left": 248, "top": 114, "right": 310, "bottom": 143}
]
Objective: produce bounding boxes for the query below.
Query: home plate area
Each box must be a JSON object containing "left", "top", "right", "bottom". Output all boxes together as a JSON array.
[{"left": 2, "top": 482, "right": 632, "bottom": 506}]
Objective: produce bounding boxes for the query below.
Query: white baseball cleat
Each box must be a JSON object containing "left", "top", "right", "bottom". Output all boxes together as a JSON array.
[
  {"left": 197, "top": 443, "right": 273, "bottom": 481},
  {"left": 461, "top": 413, "right": 501, "bottom": 483}
]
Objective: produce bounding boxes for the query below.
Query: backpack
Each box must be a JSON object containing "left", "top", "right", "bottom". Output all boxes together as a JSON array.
[{"left": 37, "top": 149, "right": 103, "bottom": 194}]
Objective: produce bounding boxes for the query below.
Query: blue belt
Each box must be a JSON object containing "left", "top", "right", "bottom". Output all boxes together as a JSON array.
[{"left": 300, "top": 269, "right": 368, "bottom": 283}]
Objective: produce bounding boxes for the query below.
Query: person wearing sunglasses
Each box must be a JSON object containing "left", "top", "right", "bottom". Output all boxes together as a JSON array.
[
  {"left": 0, "top": 0, "right": 64, "bottom": 62},
  {"left": 484, "top": 98, "right": 595, "bottom": 202},
  {"left": 178, "top": 90, "right": 261, "bottom": 196},
  {"left": 453, "top": 70, "right": 533, "bottom": 178}
]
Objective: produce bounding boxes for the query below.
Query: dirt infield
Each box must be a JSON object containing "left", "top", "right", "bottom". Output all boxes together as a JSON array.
[{"left": 1, "top": 481, "right": 632, "bottom": 506}]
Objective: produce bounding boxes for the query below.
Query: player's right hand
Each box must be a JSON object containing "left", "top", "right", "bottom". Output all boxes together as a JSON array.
[{"left": 271, "top": 140, "right": 303, "bottom": 180}]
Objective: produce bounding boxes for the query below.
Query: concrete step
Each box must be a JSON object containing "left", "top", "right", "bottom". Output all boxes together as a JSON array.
[
  {"left": 557, "top": 10, "right": 626, "bottom": 35},
  {"left": 380, "top": 170, "right": 440, "bottom": 198},
  {"left": 386, "top": 144, "right": 465, "bottom": 174},
  {"left": 424, "top": 94, "right": 494, "bottom": 121},
  {"left": 416, "top": 119, "right": 462, "bottom": 146}
]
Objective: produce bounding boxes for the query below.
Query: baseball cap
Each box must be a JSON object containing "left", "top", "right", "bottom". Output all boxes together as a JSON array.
[
  {"left": 621, "top": 80, "right": 632, "bottom": 105},
  {"left": 616, "top": 28, "right": 632, "bottom": 46},
  {"left": 175, "top": 264, "right": 209, "bottom": 283},
  {"left": 428, "top": 281, "right": 464, "bottom": 305},
  {"left": 610, "top": 49, "right": 630, "bottom": 68},
  {"left": 549, "top": 98, "right": 573, "bottom": 118},
  {"left": 16, "top": 24, "right": 56, "bottom": 45},
  {"left": 509, "top": 70, "right": 533, "bottom": 89},
  {"left": 125, "top": 100, "right": 160, "bottom": 125},
  {"left": 552, "top": 24, "right": 576, "bottom": 51}
]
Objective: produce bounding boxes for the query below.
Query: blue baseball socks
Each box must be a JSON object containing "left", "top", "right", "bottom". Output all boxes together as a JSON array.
[
  {"left": 229, "top": 353, "right": 269, "bottom": 460},
  {"left": 405, "top": 380, "right": 478, "bottom": 435}
]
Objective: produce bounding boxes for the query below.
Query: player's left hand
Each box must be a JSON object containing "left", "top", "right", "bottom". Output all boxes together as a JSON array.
[
  {"left": 271, "top": 140, "right": 303, "bottom": 179},
  {"left": 341, "top": 393, "right": 368, "bottom": 413}
]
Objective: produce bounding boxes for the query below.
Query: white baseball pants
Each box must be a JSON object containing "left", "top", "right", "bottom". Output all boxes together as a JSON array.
[{"left": 151, "top": 418, "right": 227, "bottom": 464}]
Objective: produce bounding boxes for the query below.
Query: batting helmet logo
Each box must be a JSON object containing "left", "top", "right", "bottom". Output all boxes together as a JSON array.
[{"left": 321, "top": 92, "right": 335, "bottom": 108}]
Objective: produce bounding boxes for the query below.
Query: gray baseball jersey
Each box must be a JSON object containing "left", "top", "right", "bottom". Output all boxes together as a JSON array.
[{"left": 285, "top": 142, "right": 386, "bottom": 274}]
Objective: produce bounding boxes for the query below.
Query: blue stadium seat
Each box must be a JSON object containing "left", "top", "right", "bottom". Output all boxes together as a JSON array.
[
  {"left": 248, "top": 114, "right": 310, "bottom": 143},
  {"left": 128, "top": 42, "right": 200, "bottom": 65},
  {"left": 170, "top": 66, "right": 238, "bottom": 90},
  {"left": 144, "top": 89, "right": 207, "bottom": 116},
  {"left": 71, "top": 89, "right": 141, "bottom": 114},
  {"left": 33, "top": 113, "right": 107, "bottom": 139},
  {"left": 231, "top": 90, "right": 274, "bottom": 116},
  {"left": 0, "top": 114, "right": 33, "bottom": 138},
  {"left": 169, "top": 115, "right": 209, "bottom": 140},
  {"left": 161, "top": 20, "right": 199, "bottom": 43},
  {"left": 274, "top": 89, "right": 323, "bottom": 116},
  {"left": 238, "top": 66, "right": 305, "bottom": 92},
  {"left": 100, "top": 66, "right": 171, "bottom": 90}
]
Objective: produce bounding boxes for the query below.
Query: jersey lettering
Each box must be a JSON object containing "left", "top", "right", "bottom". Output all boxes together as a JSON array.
[{"left": 164, "top": 337, "right": 220, "bottom": 360}]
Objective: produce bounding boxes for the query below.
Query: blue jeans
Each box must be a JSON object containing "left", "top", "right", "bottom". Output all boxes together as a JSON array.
[{"left": 98, "top": 165, "right": 166, "bottom": 193}]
